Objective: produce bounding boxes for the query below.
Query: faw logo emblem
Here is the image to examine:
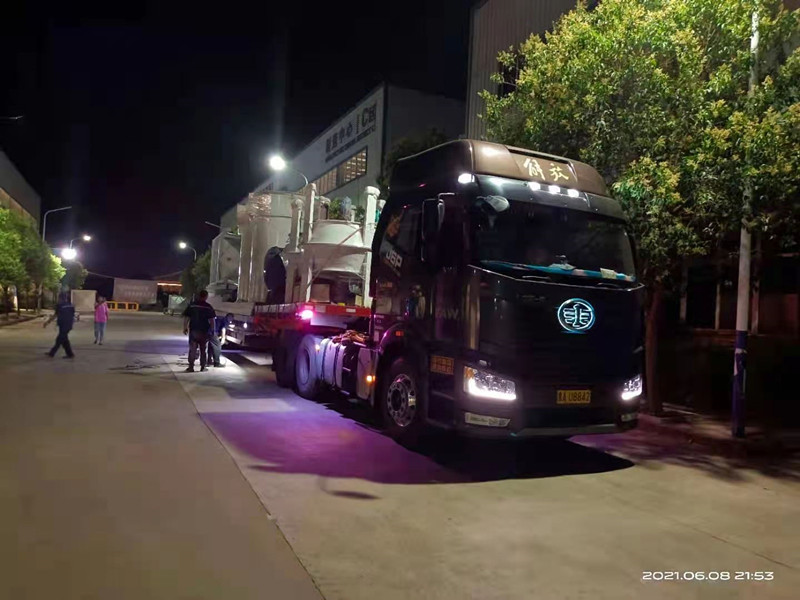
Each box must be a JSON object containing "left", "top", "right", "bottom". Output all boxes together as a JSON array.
[{"left": 557, "top": 298, "right": 595, "bottom": 333}]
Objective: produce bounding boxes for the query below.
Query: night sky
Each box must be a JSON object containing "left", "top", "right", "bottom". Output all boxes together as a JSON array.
[{"left": 2, "top": 1, "right": 469, "bottom": 279}]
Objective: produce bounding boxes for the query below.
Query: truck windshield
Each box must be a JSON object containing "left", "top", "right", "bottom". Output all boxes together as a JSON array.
[{"left": 471, "top": 200, "right": 635, "bottom": 279}]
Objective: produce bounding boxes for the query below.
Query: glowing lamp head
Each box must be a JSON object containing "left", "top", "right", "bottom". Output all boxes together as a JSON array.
[
  {"left": 178, "top": 241, "right": 188, "bottom": 249},
  {"left": 269, "top": 155, "right": 287, "bottom": 171},
  {"left": 82, "top": 234, "right": 92, "bottom": 241},
  {"left": 457, "top": 172, "right": 475, "bottom": 184},
  {"left": 61, "top": 247, "right": 77, "bottom": 260}
]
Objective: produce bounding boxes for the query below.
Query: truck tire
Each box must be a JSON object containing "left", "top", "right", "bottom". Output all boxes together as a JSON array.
[
  {"left": 221, "top": 314, "right": 235, "bottom": 349},
  {"left": 273, "top": 332, "right": 299, "bottom": 388},
  {"left": 295, "top": 335, "right": 322, "bottom": 400},
  {"left": 379, "top": 356, "right": 427, "bottom": 444}
]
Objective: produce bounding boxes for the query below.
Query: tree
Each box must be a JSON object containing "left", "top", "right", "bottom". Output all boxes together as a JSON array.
[
  {"left": 0, "top": 208, "right": 69, "bottom": 311},
  {"left": 180, "top": 250, "right": 211, "bottom": 298},
  {"left": 42, "top": 254, "right": 66, "bottom": 295},
  {"left": 0, "top": 213, "right": 26, "bottom": 315},
  {"left": 62, "top": 261, "right": 88, "bottom": 291},
  {"left": 377, "top": 129, "right": 449, "bottom": 198},
  {"left": 481, "top": 0, "right": 800, "bottom": 413},
  {"left": 4, "top": 209, "right": 56, "bottom": 310}
]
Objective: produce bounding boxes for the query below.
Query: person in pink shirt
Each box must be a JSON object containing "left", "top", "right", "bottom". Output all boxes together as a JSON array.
[{"left": 94, "top": 296, "right": 109, "bottom": 345}]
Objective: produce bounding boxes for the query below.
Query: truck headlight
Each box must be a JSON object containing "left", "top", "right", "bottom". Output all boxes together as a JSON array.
[
  {"left": 464, "top": 366, "right": 516, "bottom": 401},
  {"left": 621, "top": 374, "right": 642, "bottom": 401}
]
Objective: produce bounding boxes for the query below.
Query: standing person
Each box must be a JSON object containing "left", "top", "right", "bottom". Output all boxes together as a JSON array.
[
  {"left": 94, "top": 295, "right": 109, "bottom": 345},
  {"left": 182, "top": 290, "right": 215, "bottom": 372},
  {"left": 44, "top": 292, "right": 76, "bottom": 359},
  {"left": 207, "top": 314, "right": 226, "bottom": 368}
]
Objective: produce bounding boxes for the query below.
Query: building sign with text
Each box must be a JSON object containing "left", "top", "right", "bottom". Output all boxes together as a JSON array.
[{"left": 324, "top": 101, "right": 378, "bottom": 163}]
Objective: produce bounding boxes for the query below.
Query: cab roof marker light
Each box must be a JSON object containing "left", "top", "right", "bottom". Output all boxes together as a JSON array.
[
  {"left": 299, "top": 309, "right": 314, "bottom": 320},
  {"left": 458, "top": 173, "right": 475, "bottom": 184},
  {"left": 548, "top": 185, "right": 560, "bottom": 194},
  {"left": 528, "top": 181, "right": 542, "bottom": 191},
  {"left": 567, "top": 188, "right": 580, "bottom": 197}
]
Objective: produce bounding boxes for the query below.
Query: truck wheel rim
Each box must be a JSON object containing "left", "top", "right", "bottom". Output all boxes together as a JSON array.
[{"left": 387, "top": 374, "right": 416, "bottom": 428}]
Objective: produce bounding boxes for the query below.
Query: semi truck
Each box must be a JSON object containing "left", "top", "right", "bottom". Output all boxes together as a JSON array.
[{"left": 265, "top": 139, "right": 645, "bottom": 442}]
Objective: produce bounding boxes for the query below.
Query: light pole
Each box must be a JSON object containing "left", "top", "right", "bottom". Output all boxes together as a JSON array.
[
  {"left": 178, "top": 241, "right": 197, "bottom": 261},
  {"left": 38, "top": 206, "right": 73, "bottom": 312},
  {"left": 731, "top": 10, "right": 760, "bottom": 439},
  {"left": 69, "top": 234, "right": 92, "bottom": 249},
  {"left": 268, "top": 154, "right": 309, "bottom": 191},
  {"left": 41, "top": 206, "right": 73, "bottom": 242}
]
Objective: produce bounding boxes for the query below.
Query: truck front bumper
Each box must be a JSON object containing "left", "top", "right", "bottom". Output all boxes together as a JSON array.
[
  {"left": 428, "top": 359, "right": 641, "bottom": 439},
  {"left": 450, "top": 410, "right": 639, "bottom": 439}
]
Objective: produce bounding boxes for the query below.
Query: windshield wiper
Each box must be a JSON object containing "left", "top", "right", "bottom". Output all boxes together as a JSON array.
[{"left": 480, "top": 260, "right": 635, "bottom": 282}]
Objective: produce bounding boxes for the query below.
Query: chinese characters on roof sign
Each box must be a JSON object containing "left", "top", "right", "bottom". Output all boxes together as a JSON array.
[
  {"left": 512, "top": 154, "right": 578, "bottom": 186},
  {"left": 325, "top": 102, "right": 378, "bottom": 163}
]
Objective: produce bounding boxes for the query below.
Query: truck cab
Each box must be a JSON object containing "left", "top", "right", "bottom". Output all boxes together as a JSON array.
[{"left": 276, "top": 139, "right": 644, "bottom": 442}]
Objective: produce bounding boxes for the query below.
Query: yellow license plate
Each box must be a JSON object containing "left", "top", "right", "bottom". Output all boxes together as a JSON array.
[{"left": 557, "top": 389, "right": 591, "bottom": 405}]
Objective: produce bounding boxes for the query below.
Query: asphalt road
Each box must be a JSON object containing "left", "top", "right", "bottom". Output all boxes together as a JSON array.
[{"left": 1, "top": 312, "right": 798, "bottom": 599}]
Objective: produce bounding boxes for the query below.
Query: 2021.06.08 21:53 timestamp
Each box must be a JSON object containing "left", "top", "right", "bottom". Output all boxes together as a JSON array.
[{"left": 642, "top": 571, "right": 774, "bottom": 582}]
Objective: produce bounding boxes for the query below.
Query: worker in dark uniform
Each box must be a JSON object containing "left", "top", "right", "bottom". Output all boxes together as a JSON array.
[
  {"left": 44, "top": 292, "right": 76, "bottom": 358},
  {"left": 182, "top": 290, "right": 216, "bottom": 372},
  {"left": 207, "top": 315, "right": 226, "bottom": 368}
]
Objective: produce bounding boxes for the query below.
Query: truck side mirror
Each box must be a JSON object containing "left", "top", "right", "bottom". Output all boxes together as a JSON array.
[{"left": 421, "top": 198, "right": 444, "bottom": 264}]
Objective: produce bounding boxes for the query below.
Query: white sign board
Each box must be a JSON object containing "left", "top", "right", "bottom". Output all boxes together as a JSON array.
[{"left": 113, "top": 278, "right": 158, "bottom": 304}]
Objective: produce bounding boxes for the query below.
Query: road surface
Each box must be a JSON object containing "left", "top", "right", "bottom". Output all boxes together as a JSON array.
[{"left": 1, "top": 312, "right": 798, "bottom": 599}]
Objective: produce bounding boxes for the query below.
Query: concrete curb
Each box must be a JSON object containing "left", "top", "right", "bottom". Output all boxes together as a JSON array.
[{"left": 0, "top": 314, "right": 44, "bottom": 328}]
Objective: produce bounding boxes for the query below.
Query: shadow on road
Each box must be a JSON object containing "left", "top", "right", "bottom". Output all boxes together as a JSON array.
[
  {"left": 577, "top": 429, "right": 800, "bottom": 483},
  {"left": 204, "top": 397, "right": 633, "bottom": 486},
  {"left": 119, "top": 342, "right": 800, "bottom": 486},
  {"left": 164, "top": 351, "right": 635, "bottom": 485}
]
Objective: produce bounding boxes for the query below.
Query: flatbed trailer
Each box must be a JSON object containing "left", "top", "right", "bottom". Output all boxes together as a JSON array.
[
  {"left": 256, "top": 302, "right": 373, "bottom": 388},
  {"left": 212, "top": 300, "right": 268, "bottom": 348}
]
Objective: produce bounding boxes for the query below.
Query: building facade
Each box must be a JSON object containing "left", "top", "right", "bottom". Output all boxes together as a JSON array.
[
  {"left": 221, "top": 83, "right": 464, "bottom": 231},
  {"left": 0, "top": 149, "right": 41, "bottom": 229},
  {"left": 465, "top": 0, "right": 581, "bottom": 139}
]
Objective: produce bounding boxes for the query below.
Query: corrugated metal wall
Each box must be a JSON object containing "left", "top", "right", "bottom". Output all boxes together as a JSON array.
[{"left": 466, "top": 0, "right": 577, "bottom": 139}]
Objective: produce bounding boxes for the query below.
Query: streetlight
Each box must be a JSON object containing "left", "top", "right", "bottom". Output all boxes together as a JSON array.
[
  {"left": 69, "top": 234, "right": 92, "bottom": 249},
  {"left": 41, "top": 206, "right": 73, "bottom": 242},
  {"left": 267, "top": 154, "right": 309, "bottom": 190},
  {"left": 178, "top": 241, "right": 197, "bottom": 261},
  {"left": 61, "top": 247, "right": 78, "bottom": 261}
]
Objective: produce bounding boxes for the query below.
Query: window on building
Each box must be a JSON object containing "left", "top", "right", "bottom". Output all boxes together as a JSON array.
[
  {"left": 312, "top": 167, "right": 337, "bottom": 196},
  {"left": 312, "top": 148, "right": 368, "bottom": 196},
  {"left": 337, "top": 149, "right": 368, "bottom": 187}
]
